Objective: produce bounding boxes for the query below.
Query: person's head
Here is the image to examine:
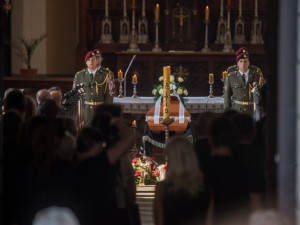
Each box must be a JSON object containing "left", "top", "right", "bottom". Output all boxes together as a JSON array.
[
  {"left": 236, "top": 47, "right": 250, "bottom": 73},
  {"left": 194, "top": 111, "right": 216, "bottom": 138},
  {"left": 36, "top": 89, "right": 52, "bottom": 105},
  {"left": 92, "top": 49, "right": 103, "bottom": 68},
  {"left": 165, "top": 135, "right": 204, "bottom": 196},
  {"left": 33, "top": 206, "right": 80, "bottom": 225},
  {"left": 4, "top": 90, "right": 26, "bottom": 115},
  {"left": 85, "top": 51, "right": 97, "bottom": 71},
  {"left": 209, "top": 116, "right": 235, "bottom": 148},
  {"left": 50, "top": 90, "right": 63, "bottom": 107},
  {"left": 37, "top": 99, "right": 58, "bottom": 118},
  {"left": 24, "top": 95, "right": 37, "bottom": 120},
  {"left": 3, "top": 109, "right": 23, "bottom": 139}
]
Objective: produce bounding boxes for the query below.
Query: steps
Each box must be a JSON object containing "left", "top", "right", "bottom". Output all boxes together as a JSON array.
[{"left": 136, "top": 185, "right": 156, "bottom": 225}]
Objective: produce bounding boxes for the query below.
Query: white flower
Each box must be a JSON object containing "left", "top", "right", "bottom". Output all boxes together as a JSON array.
[
  {"left": 152, "top": 89, "right": 157, "bottom": 95},
  {"left": 159, "top": 88, "right": 163, "bottom": 95},
  {"left": 178, "top": 77, "right": 184, "bottom": 83},
  {"left": 170, "top": 75, "right": 175, "bottom": 82},
  {"left": 170, "top": 84, "right": 173, "bottom": 90},
  {"left": 177, "top": 88, "right": 183, "bottom": 95},
  {"left": 158, "top": 76, "right": 163, "bottom": 81},
  {"left": 184, "top": 89, "right": 188, "bottom": 96}
]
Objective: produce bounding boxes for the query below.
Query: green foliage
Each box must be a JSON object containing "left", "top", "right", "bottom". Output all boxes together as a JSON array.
[
  {"left": 152, "top": 75, "right": 188, "bottom": 104},
  {"left": 11, "top": 34, "right": 47, "bottom": 69}
]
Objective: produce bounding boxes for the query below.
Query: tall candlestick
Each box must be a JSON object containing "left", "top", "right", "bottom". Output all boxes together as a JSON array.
[
  {"left": 239, "top": 0, "right": 242, "bottom": 17},
  {"left": 118, "top": 70, "right": 123, "bottom": 80},
  {"left": 123, "top": 0, "right": 127, "bottom": 17},
  {"left": 205, "top": 6, "right": 210, "bottom": 22},
  {"left": 163, "top": 66, "right": 171, "bottom": 119},
  {"left": 155, "top": 4, "right": 160, "bottom": 21},
  {"left": 255, "top": 0, "right": 258, "bottom": 17},
  {"left": 105, "top": 0, "right": 109, "bottom": 17},
  {"left": 209, "top": 73, "right": 214, "bottom": 83},
  {"left": 221, "top": 0, "right": 224, "bottom": 17}
]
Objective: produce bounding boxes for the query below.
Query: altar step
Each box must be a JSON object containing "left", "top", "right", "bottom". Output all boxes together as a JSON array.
[{"left": 136, "top": 185, "right": 156, "bottom": 225}]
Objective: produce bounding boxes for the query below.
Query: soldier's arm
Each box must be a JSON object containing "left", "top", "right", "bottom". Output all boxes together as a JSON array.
[{"left": 224, "top": 74, "right": 233, "bottom": 111}]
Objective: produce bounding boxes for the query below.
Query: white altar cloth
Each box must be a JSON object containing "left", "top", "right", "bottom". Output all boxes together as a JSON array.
[{"left": 113, "top": 96, "right": 224, "bottom": 114}]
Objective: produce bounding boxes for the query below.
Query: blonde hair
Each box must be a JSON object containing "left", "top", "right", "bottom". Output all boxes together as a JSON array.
[{"left": 165, "top": 135, "right": 204, "bottom": 196}]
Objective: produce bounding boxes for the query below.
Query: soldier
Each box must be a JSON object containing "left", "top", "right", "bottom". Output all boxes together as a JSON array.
[
  {"left": 73, "top": 50, "right": 114, "bottom": 124},
  {"left": 224, "top": 47, "right": 264, "bottom": 115}
]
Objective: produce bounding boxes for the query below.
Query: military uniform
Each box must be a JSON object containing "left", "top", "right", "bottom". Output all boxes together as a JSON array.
[
  {"left": 73, "top": 67, "right": 114, "bottom": 124},
  {"left": 224, "top": 64, "right": 263, "bottom": 115}
]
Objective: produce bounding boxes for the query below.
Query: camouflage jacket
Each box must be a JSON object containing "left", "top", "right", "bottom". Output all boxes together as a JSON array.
[
  {"left": 73, "top": 66, "right": 114, "bottom": 103},
  {"left": 224, "top": 65, "right": 263, "bottom": 111}
]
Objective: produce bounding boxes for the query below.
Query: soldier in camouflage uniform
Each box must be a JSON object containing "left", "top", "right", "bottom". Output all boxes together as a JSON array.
[
  {"left": 224, "top": 47, "right": 264, "bottom": 115},
  {"left": 73, "top": 50, "right": 114, "bottom": 124}
]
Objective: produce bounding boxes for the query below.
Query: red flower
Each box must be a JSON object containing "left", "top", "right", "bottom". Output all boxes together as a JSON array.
[
  {"left": 140, "top": 156, "right": 143, "bottom": 159},
  {"left": 152, "top": 156, "right": 156, "bottom": 160},
  {"left": 136, "top": 171, "right": 141, "bottom": 177},
  {"left": 132, "top": 160, "right": 137, "bottom": 164},
  {"left": 153, "top": 165, "right": 157, "bottom": 170},
  {"left": 132, "top": 154, "right": 137, "bottom": 158},
  {"left": 155, "top": 172, "right": 160, "bottom": 177}
]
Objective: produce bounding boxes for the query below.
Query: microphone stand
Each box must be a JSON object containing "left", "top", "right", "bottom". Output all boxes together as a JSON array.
[{"left": 124, "top": 54, "right": 136, "bottom": 97}]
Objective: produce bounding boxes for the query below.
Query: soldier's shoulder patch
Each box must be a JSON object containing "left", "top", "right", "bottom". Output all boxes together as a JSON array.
[{"left": 75, "top": 68, "right": 86, "bottom": 75}]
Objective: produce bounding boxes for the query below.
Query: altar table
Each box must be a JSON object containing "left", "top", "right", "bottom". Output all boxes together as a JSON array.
[{"left": 113, "top": 96, "right": 224, "bottom": 114}]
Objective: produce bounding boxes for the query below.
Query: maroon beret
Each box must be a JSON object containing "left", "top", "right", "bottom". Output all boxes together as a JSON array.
[
  {"left": 236, "top": 47, "right": 249, "bottom": 61},
  {"left": 85, "top": 51, "right": 94, "bottom": 63},
  {"left": 92, "top": 49, "right": 102, "bottom": 55}
]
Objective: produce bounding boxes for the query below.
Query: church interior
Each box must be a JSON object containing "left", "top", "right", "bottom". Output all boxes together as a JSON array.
[{"left": 1, "top": 0, "right": 299, "bottom": 224}]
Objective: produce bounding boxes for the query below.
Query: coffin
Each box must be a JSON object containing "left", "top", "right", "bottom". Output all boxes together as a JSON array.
[{"left": 145, "top": 98, "right": 191, "bottom": 134}]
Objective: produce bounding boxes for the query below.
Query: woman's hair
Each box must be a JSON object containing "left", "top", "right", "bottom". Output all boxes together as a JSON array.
[{"left": 165, "top": 135, "right": 204, "bottom": 196}]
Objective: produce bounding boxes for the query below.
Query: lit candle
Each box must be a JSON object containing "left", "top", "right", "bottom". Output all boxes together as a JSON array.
[
  {"left": 205, "top": 6, "right": 210, "bottom": 22},
  {"left": 132, "top": 74, "right": 137, "bottom": 83},
  {"left": 132, "top": 120, "right": 137, "bottom": 128},
  {"left": 163, "top": 66, "right": 171, "bottom": 119},
  {"left": 209, "top": 73, "right": 214, "bottom": 83},
  {"left": 222, "top": 71, "right": 227, "bottom": 80},
  {"left": 155, "top": 4, "right": 160, "bottom": 21},
  {"left": 118, "top": 69, "right": 123, "bottom": 80}
]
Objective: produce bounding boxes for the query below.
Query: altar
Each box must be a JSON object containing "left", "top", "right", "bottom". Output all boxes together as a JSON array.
[{"left": 113, "top": 96, "right": 225, "bottom": 114}]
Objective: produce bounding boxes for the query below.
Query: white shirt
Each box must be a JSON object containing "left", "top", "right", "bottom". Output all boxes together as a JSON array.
[
  {"left": 88, "top": 69, "right": 96, "bottom": 77},
  {"left": 239, "top": 70, "right": 249, "bottom": 83}
]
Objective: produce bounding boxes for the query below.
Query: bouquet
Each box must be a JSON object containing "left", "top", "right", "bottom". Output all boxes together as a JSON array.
[
  {"left": 152, "top": 75, "right": 188, "bottom": 103},
  {"left": 131, "top": 154, "right": 166, "bottom": 185}
]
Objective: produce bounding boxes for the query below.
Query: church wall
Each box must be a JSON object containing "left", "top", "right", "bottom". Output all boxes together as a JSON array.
[{"left": 46, "top": 0, "right": 78, "bottom": 75}]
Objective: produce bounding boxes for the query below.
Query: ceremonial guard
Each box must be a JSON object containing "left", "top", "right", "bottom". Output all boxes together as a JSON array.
[
  {"left": 73, "top": 50, "right": 114, "bottom": 124},
  {"left": 224, "top": 47, "right": 264, "bottom": 115}
]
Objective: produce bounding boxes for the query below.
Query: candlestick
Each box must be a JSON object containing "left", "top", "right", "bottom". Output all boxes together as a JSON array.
[
  {"left": 127, "top": 2, "right": 140, "bottom": 51},
  {"left": 205, "top": 6, "right": 210, "bottom": 22},
  {"left": 208, "top": 74, "right": 215, "bottom": 98},
  {"left": 201, "top": 20, "right": 211, "bottom": 52},
  {"left": 118, "top": 78, "right": 124, "bottom": 98},
  {"left": 155, "top": 4, "right": 160, "bottom": 21},
  {"left": 132, "top": 81, "right": 138, "bottom": 98},
  {"left": 163, "top": 66, "right": 171, "bottom": 119},
  {"left": 159, "top": 118, "right": 175, "bottom": 158},
  {"left": 118, "top": 69, "right": 123, "bottom": 80},
  {"left": 131, "top": 122, "right": 139, "bottom": 155},
  {"left": 152, "top": 17, "right": 162, "bottom": 51}
]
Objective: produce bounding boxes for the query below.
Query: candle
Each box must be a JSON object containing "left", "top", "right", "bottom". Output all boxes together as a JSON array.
[
  {"left": 228, "top": 0, "right": 231, "bottom": 6},
  {"left": 163, "top": 66, "right": 171, "bottom": 119},
  {"left": 209, "top": 73, "right": 214, "bottom": 83},
  {"left": 155, "top": 4, "right": 160, "bottom": 21},
  {"left": 132, "top": 0, "right": 135, "bottom": 6},
  {"left": 222, "top": 71, "right": 227, "bottom": 80},
  {"left": 132, "top": 74, "right": 137, "bottom": 83},
  {"left": 118, "top": 69, "right": 123, "bottom": 80},
  {"left": 205, "top": 6, "right": 210, "bottom": 22},
  {"left": 132, "top": 120, "right": 137, "bottom": 128}
]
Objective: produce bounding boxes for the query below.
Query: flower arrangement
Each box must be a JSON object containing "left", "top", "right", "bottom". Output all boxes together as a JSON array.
[
  {"left": 131, "top": 154, "right": 167, "bottom": 185},
  {"left": 152, "top": 75, "right": 188, "bottom": 103}
]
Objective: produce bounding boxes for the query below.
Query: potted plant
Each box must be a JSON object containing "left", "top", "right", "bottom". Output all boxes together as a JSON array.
[{"left": 12, "top": 34, "right": 47, "bottom": 77}]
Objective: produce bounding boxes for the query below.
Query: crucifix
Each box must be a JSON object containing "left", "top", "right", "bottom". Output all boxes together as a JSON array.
[{"left": 173, "top": 7, "right": 189, "bottom": 42}]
